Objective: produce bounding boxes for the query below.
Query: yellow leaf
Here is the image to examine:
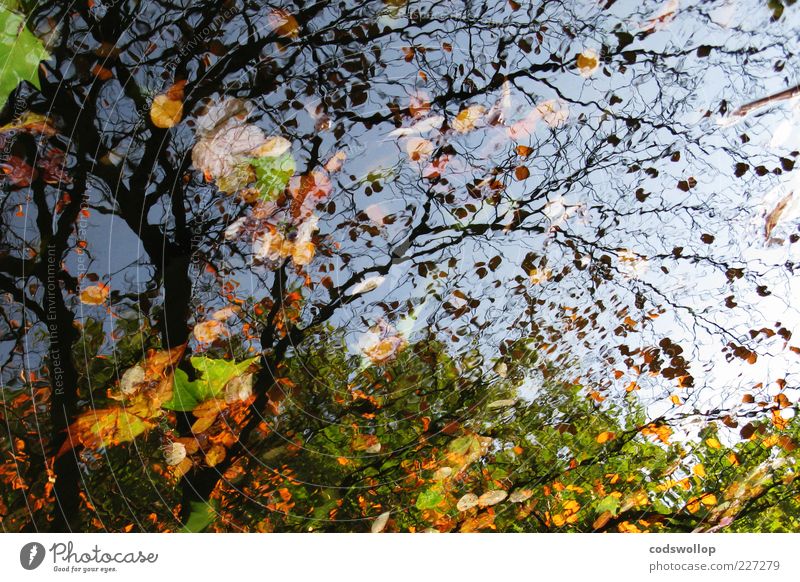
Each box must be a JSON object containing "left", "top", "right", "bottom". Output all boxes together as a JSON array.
[
  {"left": 204, "top": 444, "right": 226, "bottom": 467},
  {"left": 79, "top": 283, "right": 109, "bottom": 305},
  {"left": 460, "top": 511, "right": 495, "bottom": 532},
  {"left": 249, "top": 135, "right": 291, "bottom": 158},
  {"left": 617, "top": 521, "right": 641, "bottom": 533},
  {"left": 706, "top": 438, "right": 721, "bottom": 449},
  {"left": 173, "top": 457, "right": 193, "bottom": 479},
  {"left": 529, "top": 267, "right": 552, "bottom": 285},
  {"left": 191, "top": 414, "right": 217, "bottom": 434},
  {"left": 576, "top": 49, "right": 600, "bottom": 77},
  {"left": 641, "top": 423, "right": 672, "bottom": 444},
  {"left": 693, "top": 464, "right": 706, "bottom": 478},
  {"left": 593, "top": 511, "right": 612, "bottom": 530},
  {"left": 772, "top": 409, "right": 789, "bottom": 430},
  {"left": 150, "top": 94, "right": 183, "bottom": 129},
  {"left": 452, "top": 104, "right": 486, "bottom": 133}
]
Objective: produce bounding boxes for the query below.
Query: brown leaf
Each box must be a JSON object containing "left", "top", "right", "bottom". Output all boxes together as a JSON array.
[
  {"left": 593, "top": 511, "right": 612, "bottom": 530},
  {"left": 268, "top": 9, "right": 299, "bottom": 38},
  {"left": 765, "top": 192, "right": 793, "bottom": 240}
]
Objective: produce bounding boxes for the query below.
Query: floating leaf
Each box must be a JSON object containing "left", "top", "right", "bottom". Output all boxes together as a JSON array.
[
  {"left": 389, "top": 115, "right": 444, "bottom": 137},
  {"left": 362, "top": 335, "right": 407, "bottom": 365},
  {"left": 163, "top": 442, "right": 187, "bottom": 466},
  {"left": 163, "top": 356, "right": 258, "bottom": 412},
  {"left": 529, "top": 267, "right": 552, "bottom": 285},
  {"left": 250, "top": 135, "right": 291, "bottom": 158},
  {"left": 324, "top": 150, "right": 347, "bottom": 173},
  {"left": 0, "top": 6, "right": 49, "bottom": 109},
  {"left": 764, "top": 191, "right": 794, "bottom": 240},
  {"left": 150, "top": 93, "right": 183, "bottom": 129},
  {"left": 576, "top": 49, "right": 600, "bottom": 77},
  {"left": 509, "top": 489, "right": 533, "bottom": 503},
  {"left": 192, "top": 320, "right": 227, "bottom": 343},
  {"left": 371, "top": 511, "right": 391, "bottom": 533},
  {"left": 79, "top": 283, "right": 109, "bottom": 305},
  {"left": 452, "top": 104, "right": 486, "bottom": 133},
  {"left": 193, "top": 123, "right": 266, "bottom": 185},
  {"left": 250, "top": 152, "right": 296, "bottom": 201},
  {"left": 61, "top": 408, "right": 153, "bottom": 453},
  {"left": 224, "top": 372, "right": 254, "bottom": 404},
  {"left": 253, "top": 213, "right": 318, "bottom": 266},
  {"left": 456, "top": 493, "right": 479, "bottom": 511},
  {"left": 119, "top": 365, "right": 146, "bottom": 396},
  {"left": 205, "top": 444, "right": 226, "bottom": 467},
  {"left": 348, "top": 276, "right": 386, "bottom": 296},
  {"left": 477, "top": 490, "right": 507, "bottom": 507},
  {"left": 268, "top": 9, "right": 299, "bottom": 38}
]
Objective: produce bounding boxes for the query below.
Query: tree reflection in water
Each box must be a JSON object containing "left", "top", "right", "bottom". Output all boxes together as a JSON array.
[{"left": 0, "top": 0, "right": 799, "bottom": 532}]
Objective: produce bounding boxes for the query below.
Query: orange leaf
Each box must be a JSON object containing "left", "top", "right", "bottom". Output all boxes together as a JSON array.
[
  {"left": 204, "top": 444, "right": 226, "bottom": 467},
  {"left": 150, "top": 94, "right": 183, "bottom": 129},
  {"left": 596, "top": 431, "right": 615, "bottom": 444}
]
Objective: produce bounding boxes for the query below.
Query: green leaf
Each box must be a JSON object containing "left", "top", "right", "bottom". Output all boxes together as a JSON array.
[
  {"left": 415, "top": 487, "right": 444, "bottom": 510},
  {"left": 179, "top": 500, "right": 218, "bottom": 533},
  {"left": 162, "top": 356, "right": 258, "bottom": 411},
  {"left": 190, "top": 355, "right": 258, "bottom": 397},
  {"left": 250, "top": 152, "right": 295, "bottom": 201},
  {"left": 0, "top": 6, "right": 49, "bottom": 109},
  {"left": 596, "top": 495, "right": 621, "bottom": 517},
  {"left": 162, "top": 368, "right": 201, "bottom": 412}
]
